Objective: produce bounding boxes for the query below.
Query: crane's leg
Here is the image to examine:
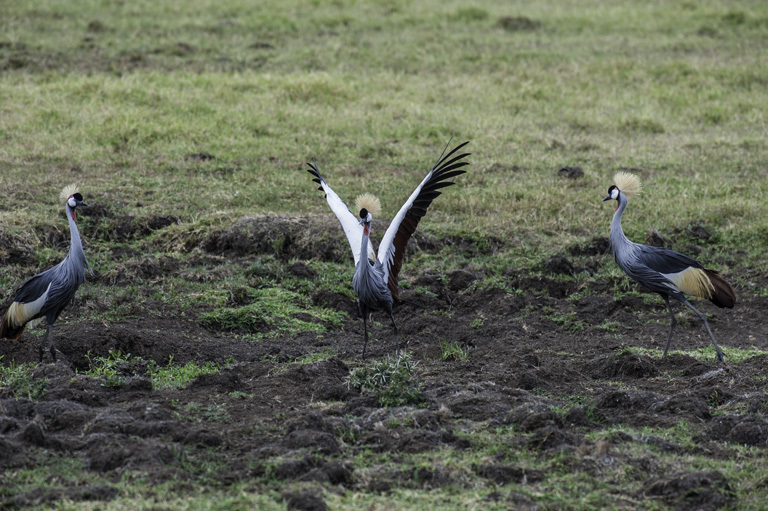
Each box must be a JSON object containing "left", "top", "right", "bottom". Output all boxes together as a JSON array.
[
  {"left": 386, "top": 307, "right": 399, "bottom": 356},
  {"left": 662, "top": 295, "right": 678, "bottom": 358},
  {"left": 39, "top": 322, "right": 56, "bottom": 363},
  {"left": 360, "top": 306, "right": 370, "bottom": 359},
  {"left": 682, "top": 299, "right": 725, "bottom": 363}
]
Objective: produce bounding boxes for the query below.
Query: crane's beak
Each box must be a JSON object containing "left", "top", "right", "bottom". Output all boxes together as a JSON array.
[
  {"left": 359, "top": 213, "right": 372, "bottom": 236},
  {"left": 360, "top": 219, "right": 370, "bottom": 236},
  {"left": 601, "top": 195, "right": 611, "bottom": 202}
]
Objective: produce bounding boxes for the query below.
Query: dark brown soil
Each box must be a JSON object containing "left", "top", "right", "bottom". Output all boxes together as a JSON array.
[{"left": 1, "top": 215, "right": 766, "bottom": 509}]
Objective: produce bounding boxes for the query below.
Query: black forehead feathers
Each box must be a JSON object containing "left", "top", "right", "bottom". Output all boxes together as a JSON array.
[
  {"left": 607, "top": 185, "right": 618, "bottom": 194},
  {"left": 359, "top": 208, "right": 368, "bottom": 219},
  {"left": 73, "top": 193, "right": 83, "bottom": 202}
]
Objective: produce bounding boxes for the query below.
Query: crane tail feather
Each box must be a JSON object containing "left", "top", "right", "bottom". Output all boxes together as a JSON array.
[
  {"left": 0, "top": 308, "right": 27, "bottom": 341},
  {"left": 669, "top": 267, "right": 736, "bottom": 309},
  {"left": 705, "top": 269, "right": 736, "bottom": 308}
]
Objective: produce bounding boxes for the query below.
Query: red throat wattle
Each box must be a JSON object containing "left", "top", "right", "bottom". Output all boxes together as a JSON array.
[
  {"left": 71, "top": 210, "right": 77, "bottom": 221},
  {"left": 363, "top": 223, "right": 369, "bottom": 236}
]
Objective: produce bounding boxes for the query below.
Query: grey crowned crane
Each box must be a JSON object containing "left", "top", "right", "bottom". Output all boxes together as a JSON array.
[
  {"left": 1, "top": 185, "right": 91, "bottom": 362},
  {"left": 602, "top": 172, "right": 735, "bottom": 362},
  {"left": 307, "top": 141, "right": 470, "bottom": 358}
]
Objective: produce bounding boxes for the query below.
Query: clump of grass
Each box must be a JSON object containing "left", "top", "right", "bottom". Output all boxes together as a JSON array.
[
  {"left": 199, "top": 288, "right": 346, "bottom": 339},
  {"left": 270, "top": 348, "right": 337, "bottom": 375},
  {"left": 440, "top": 340, "right": 469, "bottom": 361},
  {"left": 350, "top": 353, "right": 424, "bottom": 407},
  {"left": 624, "top": 345, "right": 768, "bottom": 364},
  {"left": 545, "top": 310, "right": 588, "bottom": 333},
  {"left": 0, "top": 358, "right": 48, "bottom": 399},
  {"left": 82, "top": 349, "right": 135, "bottom": 388},
  {"left": 82, "top": 350, "right": 224, "bottom": 389},
  {"left": 147, "top": 356, "right": 221, "bottom": 390}
]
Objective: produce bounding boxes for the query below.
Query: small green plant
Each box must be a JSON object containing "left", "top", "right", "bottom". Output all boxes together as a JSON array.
[
  {"left": 598, "top": 320, "right": 622, "bottom": 332},
  {"left": 350, "top": 353, "right": 425, "bottom": 407},
  {"left": 82, "top": 349, "right": 136, "bottom": 388},
  {"left": 414, "top": 286, "right": 438, "bottom": 298},
  {"left": 471, "top": 316, "right": 484, "bottom": 329},
  {"left": 337, "top": 424, "right": 360, "bottom": 444},
  {"left": 439, "top": 340, "right": 469, "bottom": 361},
  {"left": 0, "top": 359, "right": 48, "bottom": 400},
  {"left": 545, "top": 311, "right": 588, "bottom": 333},
  {"left": 147, "top": 356, "right": 221, "bottom": 390}
]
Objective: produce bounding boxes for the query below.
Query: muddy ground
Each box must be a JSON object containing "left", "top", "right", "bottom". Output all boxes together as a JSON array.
[{"left": 1, "top": 214, "right": 767, "bottom": 509}]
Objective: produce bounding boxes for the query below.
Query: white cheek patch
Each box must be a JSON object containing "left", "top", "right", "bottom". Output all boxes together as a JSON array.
[
  {"left": 68, "top": 197, "right": 77, "bottom": 208},
  {"left": 611, "top": 188, "right": 619, "bottom": 200}
]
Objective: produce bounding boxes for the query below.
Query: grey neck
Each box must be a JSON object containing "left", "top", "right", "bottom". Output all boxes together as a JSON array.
[
  {"left": 65, "top": 204, "right": 89, "bottom": 272},
  {"left": 610, "top": 194, "right": 631, "bottom": 244}
]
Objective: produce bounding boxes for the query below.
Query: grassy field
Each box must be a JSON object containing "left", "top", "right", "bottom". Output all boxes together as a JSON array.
[{"left": 2, "top": 0, "right": 768, "bottom": 509}]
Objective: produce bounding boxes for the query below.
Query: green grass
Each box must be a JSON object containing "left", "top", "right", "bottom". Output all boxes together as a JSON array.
[
  {"left": 0, "top": 359, "right": 48, "bottom": 399},
  {"left": 623, "top": 345, "right": 768, "bottom": 364},
  {"left": 81, "top": 349, "right": 224, "bottom": 389},
  {"left": 199, "top": 287, "right": 346, "bottom": 340},
  {"left": 148, "top": 357, "right": 222, "bottom": 390}
]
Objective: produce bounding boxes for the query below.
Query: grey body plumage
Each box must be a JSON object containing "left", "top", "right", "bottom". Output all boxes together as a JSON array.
[
  {"left": 0, "top": 188, "right": 90, "bottom": 362},
  {"left": 604, "top": 180, "right": 735, "bottom": 362},
  {"left": 352, "top": 225, "right": 398, "bottom": 357},
  {"left": 308, "top": 142, "right": 470, "bottom": 358}
]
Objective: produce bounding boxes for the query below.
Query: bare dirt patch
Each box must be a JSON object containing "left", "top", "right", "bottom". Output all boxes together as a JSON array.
[{"left": 1, "top": 215, "right": 767, "bottom": 507}]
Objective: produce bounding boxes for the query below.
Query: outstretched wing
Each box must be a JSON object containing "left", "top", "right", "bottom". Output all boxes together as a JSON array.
[
  {"left": 306, "top": 161, "right": 375, "bottom": 266},
  {"left": 377, "top": 141, "right": 470, "bottom": 301}
]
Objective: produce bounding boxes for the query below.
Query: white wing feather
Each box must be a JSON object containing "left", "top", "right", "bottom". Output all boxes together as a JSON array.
[{"left": 316, "top": 175, "right": 376, "bottom": 266}]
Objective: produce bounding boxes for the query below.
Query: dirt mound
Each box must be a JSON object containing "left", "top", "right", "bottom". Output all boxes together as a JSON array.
[
  {"left": 203, "top": 215, "right": 352, "bottom": 262},
  {"left": 589, "top": 352, "right": 658, "bottom": 378},
  {"left": 641, "top": 471, "right": 735, "bottom": 510}
]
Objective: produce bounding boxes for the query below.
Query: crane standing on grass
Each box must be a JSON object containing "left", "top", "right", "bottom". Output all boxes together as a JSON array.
[
  {"left": 602, "top": 172, "right": 735, "bottom": 362},
  {"left": 307, "top": 141, "right": 470, "bottom": 358},
  {"left": 0, "top": 185, "right": 91, "bottom": 362}
]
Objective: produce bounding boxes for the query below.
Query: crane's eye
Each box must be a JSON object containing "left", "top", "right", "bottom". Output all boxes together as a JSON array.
[{"left": 67, "top": 196, "right": 77, "bottom": 208}]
